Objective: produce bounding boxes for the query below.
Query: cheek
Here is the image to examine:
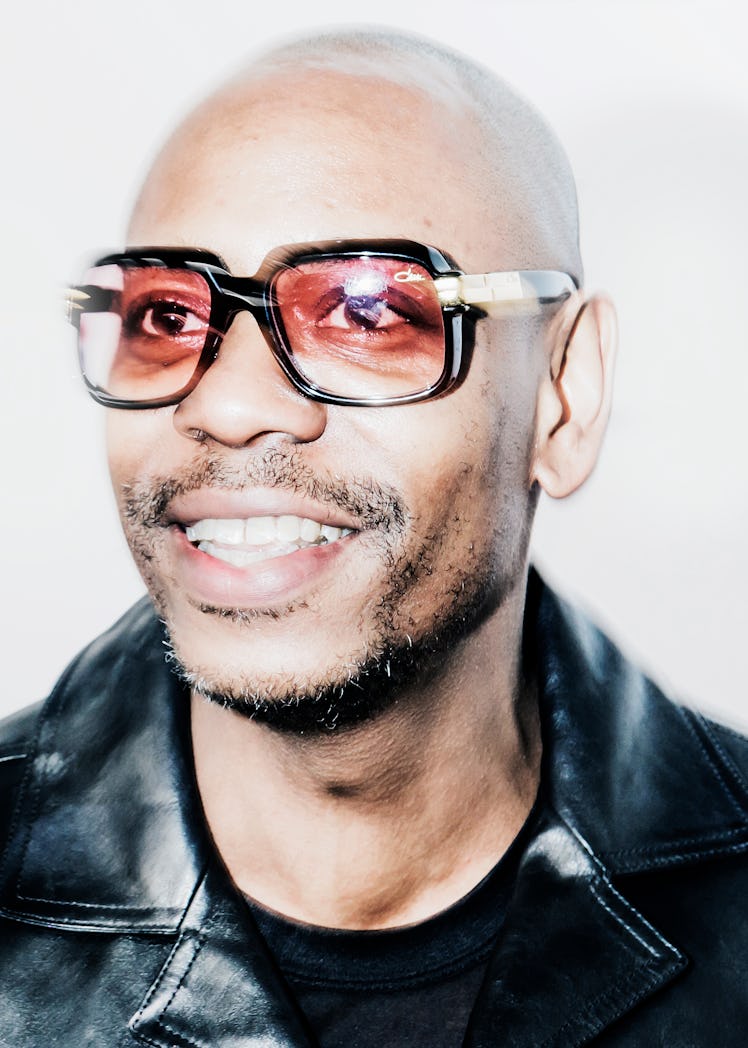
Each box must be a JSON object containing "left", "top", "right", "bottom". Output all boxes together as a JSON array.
[
  {"left": 395, "top": 339, "right": 543, "bottom": 567},
  {"left": 106, "top": 410, "right": 172, "bottom": 494},
  {"left": 468, "top": 318, "right": 547, "bottom": 481},
  {"left": 346, "top": 385, "right": 530, "bottom": 555}
]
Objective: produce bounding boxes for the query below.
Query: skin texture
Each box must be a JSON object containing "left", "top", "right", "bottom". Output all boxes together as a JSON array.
[{"left": 109, "top": 32, "right": 616, "bottom": 928}]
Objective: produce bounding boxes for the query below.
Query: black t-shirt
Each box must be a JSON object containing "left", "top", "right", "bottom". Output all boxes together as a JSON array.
[{"left": 247, "top": 802, "right": 540, "bottom": 1047}]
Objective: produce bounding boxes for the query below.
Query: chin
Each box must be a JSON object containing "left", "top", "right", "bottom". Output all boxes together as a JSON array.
[
  {"left": 166, "top": 626, "right": 422, "bottom": 735},
  {"left": 161, "top": 555, "right": 514, "bottom": 736},
  {"left": 161, "top": 600, "right": 358, "bottom": 701}
]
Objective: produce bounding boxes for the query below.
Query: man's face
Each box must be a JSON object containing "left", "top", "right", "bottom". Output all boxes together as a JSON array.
[{"left": 108, "top": 70, "right": 547, "bottom": 722}]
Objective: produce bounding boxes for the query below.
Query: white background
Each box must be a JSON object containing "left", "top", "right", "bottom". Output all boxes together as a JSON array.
[{"left": 1, "top": 0, "right": 746, "bottom": 726}]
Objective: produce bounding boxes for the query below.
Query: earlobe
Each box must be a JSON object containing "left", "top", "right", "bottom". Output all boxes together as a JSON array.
[{"left": 531, "top": 293, "right": 617, "bottom": 499}]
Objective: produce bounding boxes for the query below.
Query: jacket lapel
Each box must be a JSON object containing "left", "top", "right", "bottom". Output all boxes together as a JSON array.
[
  {"left": 0, "top": 600, "right": 318, "bottom": 1045},
  {"left": 530, "top": 577, "right": 748, "bottom": 871},
  {"left": 129, "top": 864, "right": 315, "bottom": 1048},
  {"left": 465, "top": 812, "right": 686, "bottom": 1047},
  {"left": 462, "top": 575, "right": 748, "bottom": 1045}
]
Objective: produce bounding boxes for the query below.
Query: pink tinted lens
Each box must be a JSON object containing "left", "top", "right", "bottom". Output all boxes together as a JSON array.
[
  {"left": 78, "top": 264, "right": 212, "bottom": 401},
  {"left": 272, "top": 257, "right": 446, "bottom": 398}
]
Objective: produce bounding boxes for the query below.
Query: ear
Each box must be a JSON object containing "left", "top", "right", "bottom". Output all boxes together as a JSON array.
[{"left": 531, "top": 293, "right": 617, "bottom": 499}]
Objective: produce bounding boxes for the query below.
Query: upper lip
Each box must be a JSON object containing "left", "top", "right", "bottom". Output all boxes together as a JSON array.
[{"left": 164, "top": 488, "right": 362, "bottom": 531}]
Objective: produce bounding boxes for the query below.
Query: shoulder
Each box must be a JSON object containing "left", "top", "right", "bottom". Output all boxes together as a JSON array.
[
  {"left": 0, "top": 701, "right": 42, "bottom": 760},
  {"left": 531, "top": 572, "right": 748, "bottom": 868},
  {"left": 694, "top": 713, "right": 748, "bottom": 790},
  {"left": 57, "top": 595, "right": 165, "bottom": 690},
  {"left": 0, "top": 598, "right": 163, "bottom": 850},
  {"left": 0, "top": 702, "right": 43, "bottom": 853}
]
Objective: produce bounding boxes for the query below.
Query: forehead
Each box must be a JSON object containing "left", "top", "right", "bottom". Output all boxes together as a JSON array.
[{"left": 128, "top": 68, "right": 498, "bottom": 275}]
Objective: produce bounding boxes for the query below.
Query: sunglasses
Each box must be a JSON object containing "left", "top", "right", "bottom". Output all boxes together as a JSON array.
[{"left": 65, "top": 239, "right": 577, "bottom": 409}]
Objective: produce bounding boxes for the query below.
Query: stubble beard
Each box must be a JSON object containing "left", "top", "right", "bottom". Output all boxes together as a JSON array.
[{"left": 119, "top": 449, "right": 529, "bottom": 735}]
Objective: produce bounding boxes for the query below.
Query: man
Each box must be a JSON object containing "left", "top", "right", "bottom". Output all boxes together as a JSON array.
[{"left": 0, "top": 27, "right": 746, "bottom": 1047}]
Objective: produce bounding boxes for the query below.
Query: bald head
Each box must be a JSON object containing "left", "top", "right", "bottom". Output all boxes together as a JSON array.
[{"left": 130, "top": 28, "right": 582, "bottom": 283}]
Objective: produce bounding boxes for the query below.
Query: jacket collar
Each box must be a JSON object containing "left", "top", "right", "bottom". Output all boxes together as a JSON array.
[
  {"left": 4, "top": 574, "right": 748, "bottom": 925},
  {"left": 0, "top": 599, "right": 204, "bottom": 932},
  {"left": 528, "top": 573, "right": 748, "bottom": 872},
  {"left": 128, "top": 810, "right": 688, "bottom": 1048},
  {"left": 2, "top": 576, "right": 747, "bottom": 1045},
  {"left": 464, "top": 809, "right": 686, "bottom": 1047}
]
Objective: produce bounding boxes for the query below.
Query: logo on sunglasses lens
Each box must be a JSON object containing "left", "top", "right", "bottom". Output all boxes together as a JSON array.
[{"left": 394, "top": 268, "right": 426, "bottom": 284}]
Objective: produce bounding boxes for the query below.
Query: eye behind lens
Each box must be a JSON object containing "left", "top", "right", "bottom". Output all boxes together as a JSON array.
[
  {"left": 78, "top": 263, "right": 212, "bottom": 403},
  {"left": 270, "top": 256, "right": 447, "bottom": 401}
]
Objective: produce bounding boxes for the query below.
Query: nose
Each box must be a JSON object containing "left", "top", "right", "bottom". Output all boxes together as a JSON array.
[{"left": 172, "top": 313, "right": 327, "bottom": 448}]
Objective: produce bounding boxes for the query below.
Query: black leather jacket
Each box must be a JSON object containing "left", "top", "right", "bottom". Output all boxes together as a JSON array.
[{"left": 1, "top": 578, "right": 747, "bottom": 1046}]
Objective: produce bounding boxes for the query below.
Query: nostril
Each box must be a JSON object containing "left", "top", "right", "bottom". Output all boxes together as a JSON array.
[
  {"left": 185, "top": 427, "right": 209, "bottom": 443},
  {"left": 169, "top": 313, "right": 328, "bottom": 449}
]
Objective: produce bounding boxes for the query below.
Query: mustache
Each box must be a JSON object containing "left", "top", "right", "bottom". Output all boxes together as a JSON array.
[{"left": 120, "top": 448, "right": 407, "bottom": 533}]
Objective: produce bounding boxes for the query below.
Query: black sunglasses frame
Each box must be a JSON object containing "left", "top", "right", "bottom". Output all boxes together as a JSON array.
[{"left": 69, "top": 239, "right": 475, "bottom": 410}]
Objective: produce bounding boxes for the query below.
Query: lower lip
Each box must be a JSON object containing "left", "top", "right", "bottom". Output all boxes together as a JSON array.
[{"left": 170, "top": 526, "right": 353, "bottom": 608}]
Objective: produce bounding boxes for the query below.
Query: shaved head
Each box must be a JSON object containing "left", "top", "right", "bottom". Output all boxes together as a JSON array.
[{"left": 131, "top": 28, "right": 582, "bottom": 283}]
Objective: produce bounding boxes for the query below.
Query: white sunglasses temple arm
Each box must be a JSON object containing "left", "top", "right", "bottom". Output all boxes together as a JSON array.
[{"left": 434, "top": 270, "right": 577, "bottom": 307}]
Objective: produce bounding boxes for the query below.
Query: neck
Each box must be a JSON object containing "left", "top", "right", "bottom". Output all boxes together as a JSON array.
[{"left": 191, "top": 592, "right": 540, "bottom": 930}]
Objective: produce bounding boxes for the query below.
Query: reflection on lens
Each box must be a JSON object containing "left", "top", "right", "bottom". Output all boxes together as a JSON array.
[
  {"left": 78, "top": 264, "right": 211, "bottom": 401},
  {"left": 273, "top": 256, "right": 446, "bottom": 399}
]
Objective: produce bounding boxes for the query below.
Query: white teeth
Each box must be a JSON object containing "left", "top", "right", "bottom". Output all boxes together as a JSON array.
[
  {"left": 244, "top": 516, "right": 276, "bottom": 544},
  {"left": 300, "top": 518, "right": 322, "bottom": 543},
  {"left": 276, "top": 515, "right": 301, "bottom": 542},
  {"left": 198, "top": 542, "right": 269, "bottom": 567},
  {"left": 212, "top": 519, "right": 246, "bottom": 544},
  {"left": 321, "top": 524, "right": 343, "bottom": 543},
  {"left": 185, "top": 515, "right": 353, "bottom": 561}
]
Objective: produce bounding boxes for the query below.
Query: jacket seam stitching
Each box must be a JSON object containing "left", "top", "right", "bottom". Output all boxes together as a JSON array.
[
  {"left": 2, "top": 860, "right": 208, "bottom": 933},
  {"left": 156, "top": 1019, "right": 209, "bottom": 1048},
  {"left": 681, "top": 709, "right": 748, "bottom": 819},
  {"left": 151, "top": 929, "right": 215, "bottom": 1048},
  {"left": 132, "top": 933, "right": 186, "bottom": 1022},
  {"left": 561, "top": 806, "right": 680, "bottom": 959},
  {"left": 158, "top": 930, "right": 205, "bottom": 1017},
  {"left": 587, "top": 881, "right": 661, "bottom": 959},
  {"left": 537, "top": 961, "right": 677, "bottom": 1048},
  {"left": 1, "top": 651, "right": 87, "bottom": 889},
  {"left": 695, "top": 715, "right": 748, "bottom": 807},
  {"left": 130, "top": 932, "right": 206, "bottom": 1048},
  {"left": 610, "top": 838, "right": 748, "bottom": 870},
  {"left": 604, "top": 824, "right": 748, "bottom": 860},
  {"left": 0, "top": 721, "right": 48, "bottom": 888},
  {"left": 131, "top": 896, "right": 217, "bottom": 1048},
  {"left": 599, "top": 710, "right": 748, "bottom": 870},
  {"left": 708, "top": 721, "right": 748, "bottom": 744},
  {"left": 0, "top": 903, "right": 179, "bottom": 934},
  {"left": 13, "top": 894, "right": 184, "bottom": 912}
]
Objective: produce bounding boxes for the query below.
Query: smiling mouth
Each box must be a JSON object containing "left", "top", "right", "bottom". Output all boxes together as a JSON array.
[{"left": 184, "top": 514, "right": 355, "bottom": 568}]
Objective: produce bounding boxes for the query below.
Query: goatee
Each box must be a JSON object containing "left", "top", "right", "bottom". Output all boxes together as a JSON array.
[
  {"left": 119, "top": 447, "right": 525, "bottom": 735},
  {"left": 166, "top": 556, "right": 512, "bottom": 734}
]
